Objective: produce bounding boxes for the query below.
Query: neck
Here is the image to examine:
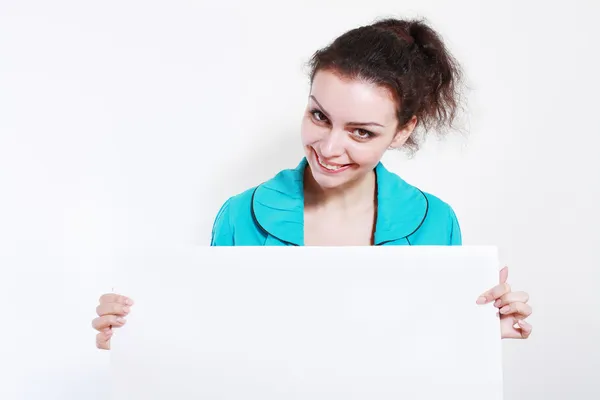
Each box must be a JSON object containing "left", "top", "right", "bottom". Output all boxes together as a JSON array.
[{"left": 303, "top": 165, "right": 377, "bottom": 210}]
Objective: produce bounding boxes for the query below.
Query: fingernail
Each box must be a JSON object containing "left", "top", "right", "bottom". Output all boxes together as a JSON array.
[
  {"left": 123, "top": 306, "right": 130, "bottom": 314},
  {"left": 117, "top": 317, "right": 126, "bottom": 324},
  {"left": 500, "top": 306, "right": 510, "bottom": 314},
  {"left": 494, "top": 299, "right": 501, "bottom": 307},
  {"left": 476, "top": 296, "right": 487, "bottom": 305},
  {"left": 126, "top": 298, "right": 134, "bottom": 306}
]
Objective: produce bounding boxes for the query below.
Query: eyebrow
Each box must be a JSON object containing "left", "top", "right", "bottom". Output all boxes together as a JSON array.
[{"left": 309, "top": 95, "right": 385, "bottom": 127}]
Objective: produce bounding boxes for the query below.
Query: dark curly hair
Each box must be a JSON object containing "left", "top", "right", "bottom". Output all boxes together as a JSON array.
[{"left": 306, "top": 17, "right": 466, "bottom": 152}]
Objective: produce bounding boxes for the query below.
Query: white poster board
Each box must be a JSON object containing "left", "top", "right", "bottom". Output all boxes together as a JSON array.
[{"left": 110, "top": 246, "right": 503, "bottom": 400}]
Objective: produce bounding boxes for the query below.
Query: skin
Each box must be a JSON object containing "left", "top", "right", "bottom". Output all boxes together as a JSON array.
[
  {"left": 92, "top": 69, "right": 532, "bottom": 349},
  {"left": 302, "top": 70, "right": 414, "bottom": 246}
]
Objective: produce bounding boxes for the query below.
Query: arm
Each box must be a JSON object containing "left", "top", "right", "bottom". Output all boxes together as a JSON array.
[
  {"left": 448, "top": 207, "right": 462, "bottom": 245},
  {"left": 210, "top": 198, "right": 234, "bottom": 246}
]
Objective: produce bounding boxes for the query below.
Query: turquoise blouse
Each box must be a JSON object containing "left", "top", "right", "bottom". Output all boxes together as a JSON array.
[{"left": 210, "top": 158, "right": 461, "bottom": 246}]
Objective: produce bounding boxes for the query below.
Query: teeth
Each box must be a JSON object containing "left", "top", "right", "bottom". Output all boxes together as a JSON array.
[{"left": 317, "top": 156, "right": 343, "bottom": 171}]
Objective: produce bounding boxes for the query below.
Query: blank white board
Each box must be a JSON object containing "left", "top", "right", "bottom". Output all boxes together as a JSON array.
[{"left": 110, "top": 246, "right": 503, "bottom": 399}]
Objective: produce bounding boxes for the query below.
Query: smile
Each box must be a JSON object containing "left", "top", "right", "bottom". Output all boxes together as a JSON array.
[{"left": 312, "top": 148, "right": 352, "bottom": 174}]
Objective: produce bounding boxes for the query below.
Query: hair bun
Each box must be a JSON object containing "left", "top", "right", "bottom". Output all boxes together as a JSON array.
[{"left": 371, "top": 18, "right": 416, "bottom": 46}]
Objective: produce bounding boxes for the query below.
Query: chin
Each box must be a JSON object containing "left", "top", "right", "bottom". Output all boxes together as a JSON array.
[{"left": 310, "top": 173, "right": 349, "bottom": 189}]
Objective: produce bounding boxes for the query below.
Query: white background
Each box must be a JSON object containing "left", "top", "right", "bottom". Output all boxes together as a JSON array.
[{"left": 1, "top": 0, "right": 599, "bottom": 399}]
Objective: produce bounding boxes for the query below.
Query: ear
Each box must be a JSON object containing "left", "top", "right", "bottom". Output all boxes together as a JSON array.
[{"left": 389, "top": 115, "right": 417, "bottom": 149}]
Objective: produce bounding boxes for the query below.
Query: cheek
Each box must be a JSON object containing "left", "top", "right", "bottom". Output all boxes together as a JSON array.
[
  {"left": 345, "top": 140, "right": 388, "bottom": 166},
  {"left": 300, "top": 118, "right": 323, "bottom": 145}
]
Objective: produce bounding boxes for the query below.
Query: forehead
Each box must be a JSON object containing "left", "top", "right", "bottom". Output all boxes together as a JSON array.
[{"left": 310, "top": 69, "right": 398, "bottom": 125}]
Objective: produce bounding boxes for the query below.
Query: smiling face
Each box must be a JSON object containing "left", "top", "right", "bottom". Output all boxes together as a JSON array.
[{"left": 301, "top": 69, "right": 416, "bottom": 190}]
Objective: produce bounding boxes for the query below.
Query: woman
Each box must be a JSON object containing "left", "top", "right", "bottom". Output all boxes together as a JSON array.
[{"left": 92, "top": 17, "right": 533, "bottom": 350}]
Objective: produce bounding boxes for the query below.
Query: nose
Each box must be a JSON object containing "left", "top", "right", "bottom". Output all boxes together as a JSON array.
[{"left": 319, "top": 129, "right": 345, "bottom": 158}]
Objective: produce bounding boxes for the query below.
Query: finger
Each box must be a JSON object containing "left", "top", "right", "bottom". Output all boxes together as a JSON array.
[
  {"left": 99, "top": 293, "right": 134, "bottom": 306},
  {"left": 96, "top": 302, "right": 131, "bottom": 317},
  {"left": 517, "top": 319, "right": 533, "bottom": 338},
  {"left": 91, "top": 315, "right": 127, "bottom": 332},
  {"left": 96, "top": 330, "right": 113, "bottom": 350},
  {"left": 494, "top": 291, "right": 529, "bottom": 308},
  {"left": 477, "top": 282, "right": 511, "bottom": 304},
  {"left": 499, "top": 302, "right": 532, "bottom": 318},
  {"left": 478, "top": 266, "right": 509, "bottom": 305},
  {"left": 499, "top": 266, "right": 508, "bottom": 284}
]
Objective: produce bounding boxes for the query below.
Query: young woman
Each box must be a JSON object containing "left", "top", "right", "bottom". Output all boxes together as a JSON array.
[{"left": 92, "top": 17, "right": 533, "bottom": 350}]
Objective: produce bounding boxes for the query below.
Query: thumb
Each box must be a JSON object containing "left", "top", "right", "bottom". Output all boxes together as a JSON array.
[{"left": 499, "top": 266, "right": 508, "bottom": 284}]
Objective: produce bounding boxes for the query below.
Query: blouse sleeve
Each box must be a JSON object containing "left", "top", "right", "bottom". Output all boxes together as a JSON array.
[
  {"left": 448, "top": 207, "right": 462, "bottom": 246},
  {"left": 210, "top": 198, "right": 234, "bottom": 246}
]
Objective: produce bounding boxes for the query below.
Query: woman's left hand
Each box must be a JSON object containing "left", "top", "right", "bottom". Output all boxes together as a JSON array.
[{"left": 476, "top": 266, "right": 532, "bottom": 339}]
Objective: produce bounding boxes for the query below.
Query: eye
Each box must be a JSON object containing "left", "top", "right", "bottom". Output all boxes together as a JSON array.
[
  {"left": 310, "top": 109, "right": 328, "bottom": 122},
  {"left": 352, "top": 129, "right": 374, "bottom": 140}
]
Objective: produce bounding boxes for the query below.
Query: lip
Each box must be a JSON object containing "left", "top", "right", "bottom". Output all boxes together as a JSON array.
[{"left": 311, "top": 147, "right": 352, "bottom": 174}]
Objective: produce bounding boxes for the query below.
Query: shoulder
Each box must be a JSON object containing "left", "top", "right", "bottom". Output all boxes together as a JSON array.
[
  {"left": 376, "top": 162, "right": 462, "bottom": 245},
  {"left": 218, "top": 185, "right": 257, "bottom": 216},
  {"left": 210, "top": 161, "right": 305, "bottom": 246},
  {"left": 215, "top": 163, "right": 302, "bottom": 219},
  {"left": 421, "top": 191, "right": 458, "bottom": 220},
  {"left": 412, "top": 190, "right": 462, "bottom": 245},
  {"left": 209, "top": 186, "right": 254, "bottom": 245}
]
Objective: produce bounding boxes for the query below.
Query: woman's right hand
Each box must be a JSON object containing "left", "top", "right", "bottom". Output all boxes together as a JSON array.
[{"left": 92, "top": 293, "right": 134, "bottom": 350}]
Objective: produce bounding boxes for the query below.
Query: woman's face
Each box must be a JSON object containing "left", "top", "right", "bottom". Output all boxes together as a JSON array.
[{"left": 300, "top": 69, "right": 415, "bottom": 190}]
